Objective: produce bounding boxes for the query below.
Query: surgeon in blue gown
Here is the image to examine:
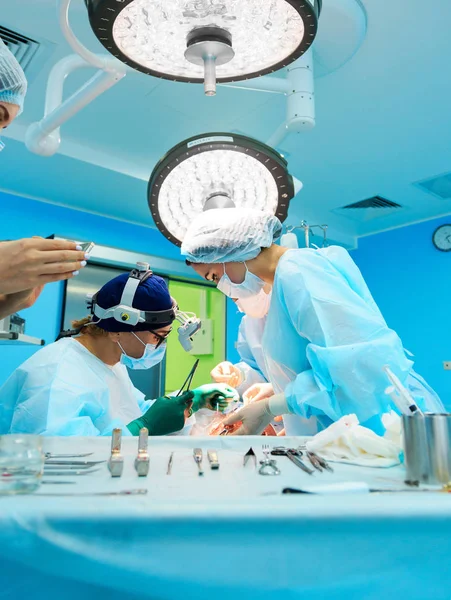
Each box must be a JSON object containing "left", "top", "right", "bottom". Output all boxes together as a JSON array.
[
  {"left": 181, "top": 207, "right": 444, "bottom": 435},
  {"left": 0, "top": 271, "right": 236, "bottom": 436}
]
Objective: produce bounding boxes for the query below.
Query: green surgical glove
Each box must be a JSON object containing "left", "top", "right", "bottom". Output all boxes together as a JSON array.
[
  {"left": 191, "top": 383, "right": 239, "bottom": 413},
  {"left": 127, "top": 391, "right": 194, "bottom": 436}
]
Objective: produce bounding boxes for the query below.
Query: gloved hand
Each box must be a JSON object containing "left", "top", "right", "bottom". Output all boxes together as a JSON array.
[
  {"left": 210, "top": 361, "right": 243, "bottom": 387},
  {"left": 191, "top": 383, "right": 239, "bottom": 412},
  {"left": 127, "top": 391, "right": 194, "bottom": 436},
  {"left": 243, "top": 382, "right": 274, "bottom": 405},
  {"left": 222, "top": 394, "right": 289, "bottom": 435}
]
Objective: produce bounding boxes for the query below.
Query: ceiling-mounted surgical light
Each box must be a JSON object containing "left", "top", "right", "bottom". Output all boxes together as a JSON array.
[
  {"left": 148, "top": 133, "right": 298, "bottom": 246},
  {"left": 84, "top": 0, "right": 321, "bottom": 96}
]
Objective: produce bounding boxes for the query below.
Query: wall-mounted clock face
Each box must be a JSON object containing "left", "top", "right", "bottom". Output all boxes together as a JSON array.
[{"left": 432, "top": 224, "right": 451, "bottom": 252}]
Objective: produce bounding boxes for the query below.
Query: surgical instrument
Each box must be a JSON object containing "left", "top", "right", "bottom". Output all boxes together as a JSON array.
[
  {"left": 167, "top": 452, "right": 174, "bottom": 475},
  {"left": 36, "top": 489, "right": 148, "bottom": 497},
  {"left": 243, "top": 447, "right": 257, "bottom": 468},
  {"left": 45, "top": 460, "right": 105, "bottom": 466},
  {"left": 42, "top": 481, "right": 76, "bottom": 485},
  {"left": 304, "top": 449, "right": 334, "bottom": 473},
  {"left": 134, "top": 427, "right": 150, "bottom": 477},
  {"left": 44, "top": 462, "right": 97, "bottom": 471},
  {"left": 207, "top": 450, "right": 219, "bottom": 470},
  {"left": 271, "top": 447, "right": 314, "bottom": 475},
  {"left": 108, "top": 428, "right": 124, "bottom": 477},
  {"left": 259, "top": 459, "right": 281, "bottom": 476},
  {"left": 282, "top": 484, "right": 451, "bottom": 495},
  {"left": 45, "top": 453, "right": 94, "bottom": 459},
  {"left": 41, "top": 468, "right": 101, "bottom": 476},
  {"left": 384, "top": 366, "right": 422, "bottom": 416},
  {"left": 259, "top": 444, "right": 281, "bottom": 476},
  {"left": 176, "top": 359, "right": 200, "bottom": 397},
  {"left": 193, "top": 448, "right": 204, "bottom": 476}
]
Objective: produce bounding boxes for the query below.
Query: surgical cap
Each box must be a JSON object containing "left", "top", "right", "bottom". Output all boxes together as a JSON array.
[
  {"left": 0, "top": 37, "right": 27, "bottom": 114},
  {"left": 92, "top": 272, "right": 174, "bottom": 332},
  {"left": 181, "top": 208, "right": 283, "bottom": 264}
]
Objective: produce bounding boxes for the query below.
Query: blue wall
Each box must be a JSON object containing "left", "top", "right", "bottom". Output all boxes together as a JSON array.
[{"left": 351, "top": 215, "right": 451, "bottom": 407}]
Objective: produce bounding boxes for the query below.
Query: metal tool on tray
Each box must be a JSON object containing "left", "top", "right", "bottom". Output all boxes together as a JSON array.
[
  {"left": 304, "top": 449, "right": 333, "bottom": 473},
  {"left": 42, "top": 481, "right": 76, "bottom": 485},
  {"left": 207, "top": 450, "right": 219, "bottom": 470},
  {"left": 45, "top": 460, "right": 105, "bottom": 466},
  {"left": 271, "top": 447, "right": 314, "bottom": 475},
  {"left": 193, "top": 448, "right": 204, "bottom": 476},
  {"left": 37, "top": 489, "right": 148, "bottom": 497},
  {"left": 259, "top": 444, "right": 281, "bottom": 476},
  {"left": 42, "top": 468, "right": 101, "bottom": 477},
  {"left": 134, "top": 427, "right": 150, "bottom": 477},
  {"left": 108, "top": 428, "right": 124, "bottom": 477},
  {"left": 244, "top": 447, "right": 257, "bottom": 468},
  {"left": 167, "top": 452, "right": 174, "bottom": 475},
  {"left": 44, "top": 462, "right": 102, "bottom": 470},
  {"left": 45, "top": 453, "right": 94, "bottom": 459}
]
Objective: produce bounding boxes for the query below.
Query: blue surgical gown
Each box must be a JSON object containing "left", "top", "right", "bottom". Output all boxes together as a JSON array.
[
  {"left": 0, "top": 338, "right": 151, "bottom": 436},
  {"left": 262, "top": 246, "right": 444, "bottom": 434},
  {"left": 235, "top": 315, "right": 268, "bottom": 395}
]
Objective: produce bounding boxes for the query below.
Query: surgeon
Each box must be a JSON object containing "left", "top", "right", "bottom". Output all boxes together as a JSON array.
[
  {"left": 0, "top": 39, "right": 87, "bottom": 319},
  {"left": 181, "top": 208, "right": 444, "bottom": 435},
  {"left": 0, "top": 267, "right": 236, "bottom": 436}
]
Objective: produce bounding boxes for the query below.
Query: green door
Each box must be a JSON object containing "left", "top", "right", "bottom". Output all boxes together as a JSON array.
[{"left": 165, "top": 280, "right": 226, "bottom": 394}]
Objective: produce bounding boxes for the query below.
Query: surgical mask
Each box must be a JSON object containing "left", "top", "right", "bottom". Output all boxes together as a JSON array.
[
  {"left": 119, "top": 332, "right": 166, "bottom": 370},
  {"left": 217, "top": 263, "right": 266, "bottom": 299},
  {"left": 236, "top": 289, "right": 272, "bottom": 319}
]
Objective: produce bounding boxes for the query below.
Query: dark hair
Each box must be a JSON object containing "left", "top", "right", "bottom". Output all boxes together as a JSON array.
[{"left": 185, "top": 259, "right": 192, "bottom": 266}]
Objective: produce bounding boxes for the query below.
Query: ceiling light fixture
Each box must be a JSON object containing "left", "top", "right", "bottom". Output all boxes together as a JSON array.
[
  {"left": 148, "top": 132, "right": 300, "bottom": 246},
  {"left": 85, "top": 0, "right": 321, "bottom": 96}
]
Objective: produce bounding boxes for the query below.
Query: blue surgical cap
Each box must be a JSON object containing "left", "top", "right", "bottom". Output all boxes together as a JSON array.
[
  {"left": 181, "top": 208, "right": 282, "bottom": 263},
  {"left": 0, "top": 38, "right": 27, "bottom": 114},
  {"left": 92, "top": 272, "right": 174, "bottom": 332}
]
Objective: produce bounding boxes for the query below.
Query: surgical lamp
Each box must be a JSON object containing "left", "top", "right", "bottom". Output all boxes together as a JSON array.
[
  {"left": 84, "top": 0, "right": 321, "bottom": 96},
  {"left": 148, "top": 132, "right": 302, "bottom": 246}
]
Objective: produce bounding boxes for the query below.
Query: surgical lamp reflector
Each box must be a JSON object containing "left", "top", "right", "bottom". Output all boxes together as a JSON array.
[
  {"left": 84, "top": 0, "right": 321, "bottom": 95},
  {"left": 147, "top": 133, "right": 296, "bottom": 246}
]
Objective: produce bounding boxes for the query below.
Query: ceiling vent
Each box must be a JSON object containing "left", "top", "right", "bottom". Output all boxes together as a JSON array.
[
  {"left": 414, "top": 172, "right": 451, "bottom": 200},
  {"left": 0, "top": 26, "right": 40, "bottom": 74},
  {"left": 332, "top": 196, "right": 404, "bottom": 222}
]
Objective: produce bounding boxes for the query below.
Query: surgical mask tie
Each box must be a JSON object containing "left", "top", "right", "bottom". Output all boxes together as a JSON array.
[
  {"left": 217, "top": 263, "right": 266, "bottom": 299},
  {"left": 119, "top": 332, "right": 166, "bottom": 370}
]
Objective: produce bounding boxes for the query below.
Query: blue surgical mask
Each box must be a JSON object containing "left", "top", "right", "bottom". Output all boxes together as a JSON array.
[
  {"left": 217, "top": 263, "right": 266, "bottom": 299},
  {"left": 119, "top": 332, "right": 166, "bottom": 370}
]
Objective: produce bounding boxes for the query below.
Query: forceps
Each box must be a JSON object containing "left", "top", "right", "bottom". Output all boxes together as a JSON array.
[
  {"left": 45, "top": 453, "right": 94, "bottom": 459},
  {"left": 42, "top": 468, "right": 101, "bottom": 477},
  {"left": 298, "top": 445, "right": 334, "bottom": 473},
  {"left": 271, "top": 447, "right": 314, "bottom": 475},
  {"left": 44, "top": 461, "right": 105, "bottom": 468}
]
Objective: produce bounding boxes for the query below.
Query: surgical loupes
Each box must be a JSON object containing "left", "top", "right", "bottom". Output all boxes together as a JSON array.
[
  {"left": 134, "top": 428, "right": 150, "bottom": 477},
  {"left": 108, "top": 428, "right": 124, "bottom": 477}
]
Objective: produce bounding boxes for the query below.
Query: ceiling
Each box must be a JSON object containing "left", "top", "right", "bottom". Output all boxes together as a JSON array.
[{"left": 2, "top": 0, "right": 451, "bottom": 249}]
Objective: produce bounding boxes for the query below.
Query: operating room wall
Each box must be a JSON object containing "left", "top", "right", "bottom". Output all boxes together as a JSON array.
[
  {"left": 351, "top": 214, "right": 451, "bottom": 408},
  {"left": 0, "top": 191, "right": 233, "bottom": 386}
]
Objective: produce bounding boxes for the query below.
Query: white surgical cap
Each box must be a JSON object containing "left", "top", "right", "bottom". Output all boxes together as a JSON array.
[
  {"left": 0, "top": 37, "right": 27, "bottom": 114},
  {"left": 181, "top": 208, "right": 282, "bottom": 264}
]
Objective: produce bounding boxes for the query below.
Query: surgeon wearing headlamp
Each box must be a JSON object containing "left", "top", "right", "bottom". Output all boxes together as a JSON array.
[{"left": 0, "top": 265, "right": 236, "bottom": 436}]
